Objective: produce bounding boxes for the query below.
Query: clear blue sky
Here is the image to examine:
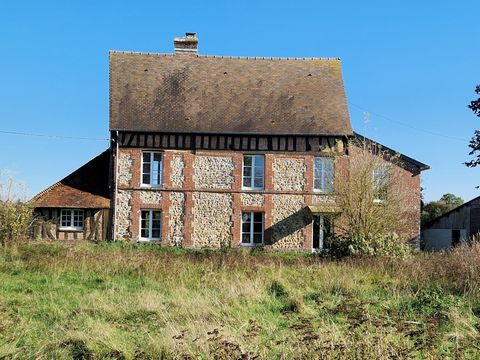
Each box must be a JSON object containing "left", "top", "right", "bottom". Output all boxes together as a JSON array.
[{"left": 0, "top": 0, "right": 478, "bottom": 202}]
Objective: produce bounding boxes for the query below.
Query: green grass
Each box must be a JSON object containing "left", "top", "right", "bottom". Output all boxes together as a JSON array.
[{"left": 0, "top": 242, "right": 480, "bottom": 359}]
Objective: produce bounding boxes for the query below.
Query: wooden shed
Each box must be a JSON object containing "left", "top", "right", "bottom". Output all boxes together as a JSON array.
[
  {"left": 32, "top": 150, "right": 111, "bottom": 241},
  {"left": 421, "top": 196, "right": 480, "bottom": 250}
]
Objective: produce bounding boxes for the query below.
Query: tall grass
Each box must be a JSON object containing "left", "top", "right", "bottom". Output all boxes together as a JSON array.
[{"left": 0, "top": 242, "right": 480, "bottom": 359}]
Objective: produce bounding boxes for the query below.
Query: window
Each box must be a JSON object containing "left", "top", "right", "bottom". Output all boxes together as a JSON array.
[
  {"left": 140, "top": 210, "right": 162, "bottom": 241},
  {"left": 243, "top": 155, "right": 264, "bottom": 190},
  {"left": 241, "top": 211, "right": 264, "bottom": 245},
  {"left": 142, "top": 152, "right": 163, "bottom": 186},
  {"left": 373, "top": 165, "right": 388, "bottom": 202},
  {"left": 59, "top": 209, "right": 84, "bottom": 230},
  {"left": 314, "top": 157, "right": 334, "bottom": 192},
  {"left": 312, "top": 214, "right": 333, "bottom": 251}
]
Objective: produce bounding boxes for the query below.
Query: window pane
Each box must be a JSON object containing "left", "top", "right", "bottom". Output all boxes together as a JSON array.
[
  {"left": 153, "top": 211, "right": 161, "bottom": 220},
  {"left": 242, "top": 223, "right": 250, "bottom": 233},
  {"left": 242, "top": 212, "right": 251, "bottom": 223},
  {"left": 243, "top": 167, "right": 252, "bottom": 177},
  {"left": 243, "top": 176, "right": 252, "bottom": 188},
  {"left": 141, "top": 228, "right": 149, "bottom": 238},
  {"left": 142, "top": 174, "right": 150, "bottom": 184},
  {"left": 143, "top": 153, "right": 151, "bottom": 162},
  {"left": 253, "top": 234, "right": 263, "bottom": 244},
  {"left": 153, "top": 153, "right": 162, "bottom": 162},
  {"left": 244, "top": 156, "right": 252, "bottom": 167},
  {"left": 253, "top": 222, "right": 263, "bottom": 233},
  {"left": 141, "top": 211, "right": 149, "bottom": 220},
  {"left": 253, "top": 177, "right": 263, "bottom": 188},
  {"left": 151, "top": 229, "right": 161, "bottom": 238},
  {"left": 254, "top": 155, "right": 264, "bottom": 167},
  {"left": 143, "top": 163, "right": 150, "bottom": 174},
  {"left": 253, "top": 212, "right": 263, "bottom": 222},
  {"left": 242, "top": 234, "right": 251, "bottom": 244}
]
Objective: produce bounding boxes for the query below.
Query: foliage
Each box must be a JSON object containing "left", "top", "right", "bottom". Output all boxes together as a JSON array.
[
  {"left": 1, "top": 243, "right": 480, "bottom": 358},
  {"left": 421, "top": 193, "right": 464, "bottom": 225},
  {"left": 466, "top": 85, "right": 480, "bottom": 168},
  {"left": 331, "top": 233, "right": 412, "bottom": 257},
  {"left": 334, "top": 140, "right": 410, "bottom": 255},
  {"left": 0, "top": 173, "right": 35, "bottom": 246}
]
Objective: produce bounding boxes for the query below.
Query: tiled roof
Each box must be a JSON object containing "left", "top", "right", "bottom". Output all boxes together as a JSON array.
[
  {"left": 109, "top": 52, "right": 353, "bottom": 135},
  {"left": 32, "top": 150, "right": 110, "bottom": 209}
]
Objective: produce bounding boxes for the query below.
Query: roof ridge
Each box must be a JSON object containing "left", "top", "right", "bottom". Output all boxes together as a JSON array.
[{"left": 108, "top": 50, "right": 340, "bottom": 61}]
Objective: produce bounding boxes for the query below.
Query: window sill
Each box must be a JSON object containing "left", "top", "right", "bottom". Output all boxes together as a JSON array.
[
  {"left": 242, "top": 187, "right": 264, "bottom": 192},
  {"left": 240, "top": 243, "right": 264, "bottom": 247},
  {"left": 138, "top": 239, "right": 161, "bottom": 243},
  {"left": 59, "top": 228, "right": 84, "bottom": 232},
  {"left": 313, "top": 189, "right": 334, "bottom": 194},
  {"left": 140, "top": 185, "right": 163, "bottom": 189}
]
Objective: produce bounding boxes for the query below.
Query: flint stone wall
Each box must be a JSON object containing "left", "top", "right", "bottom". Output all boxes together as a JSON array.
[
  {"left": 193, "top": 156, "right": 234, "bottom": 189},
  {"left": 241, "top": 193, "right": 265, "bottom": 207},
  {"left": 168, "top": 192, "right": 185, "bottom": 246},
  {"left": 118, "top": 153, "right": 133, "bottom": 186},
  {"left": 192, "top": 192, "right": 233, "bottom": 247},
  {"left": 312, "top": 194, "right": 336, "bottom": 204},
  {"left": 139, "top": 191, "right": 163, "bottom": 204},
  {"left": 273, "top": 158, "right": 306, "bottom": 191},
  {"left": 271, "top": 194, "right": 307, "bottom": 249},
  {"left": 116, "top": 190, "right": 132, "bottom": 240},
  {"left": 170, "top": 155, "right": 185, "bottom": 188}
]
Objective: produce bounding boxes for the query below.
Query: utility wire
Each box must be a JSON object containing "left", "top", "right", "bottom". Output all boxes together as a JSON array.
[{"left": 0, "top": 130, "right": 108, "bottom": 141}]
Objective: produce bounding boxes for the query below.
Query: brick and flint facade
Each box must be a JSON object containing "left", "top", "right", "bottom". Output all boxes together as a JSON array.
[{"left": 32, "top": 33, "right": 428, "bottom": 249}]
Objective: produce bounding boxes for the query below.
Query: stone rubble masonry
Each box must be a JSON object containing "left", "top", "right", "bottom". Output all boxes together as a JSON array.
[
  {"left": 241, "top": 193, "right": 265, "bottom": 207},
  {"left": 272, "top": 158, "right": 307, "bottom": 191},
  {"left": 139, "top": 191, "right": 163, "bottom": 204},
  {"left": 168, "top": 192, "right": 185, "bottom": 246},
  {"left": 118, "top": 153, "right": 133, "bottom": 186},
  {"left": 271, "top": 194, "right": 307, "bottom": 249},
  {"left": 193, "top": 156, "right": 234, "bottom": 189},
  {"left": 116, "top": 190, "right": 132, "bottom": 240},
  {"left": 312, "top": 194, "right": 336, "bottom": 204},
  {"left": 192, "top": 192, "right": 233, "bottom": 247},
  {"left": 170, "top": 155, "right": 185, "bottom": 188}
]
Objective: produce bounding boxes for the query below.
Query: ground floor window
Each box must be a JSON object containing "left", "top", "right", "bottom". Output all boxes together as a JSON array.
[
  {"left": 140, "top": 210, "right": 161, "bottom": 241},
  {"left": 241, "top": 211, "right": 264, "bottom": 245},
  {"left": 312, "top": 214, "right": 333, "bottom": 250},
  {"left": 59, "top": 209, "right": 84, "bottom": 230}
]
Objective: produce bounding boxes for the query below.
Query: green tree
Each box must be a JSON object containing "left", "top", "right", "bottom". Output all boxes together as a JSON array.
[
  {"left": 421, "top": 193, "right": 464, "bottom": 225},
  {"left": 466, "top": 85, "right": 480, "bottom": 168}
]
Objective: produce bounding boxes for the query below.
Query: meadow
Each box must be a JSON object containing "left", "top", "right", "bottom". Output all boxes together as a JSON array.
[{"left": 0, "top": 242, "right": 480, "bottom": 359}]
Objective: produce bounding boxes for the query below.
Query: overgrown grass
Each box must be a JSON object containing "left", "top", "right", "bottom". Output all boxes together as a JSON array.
[{"left": 1, "top": 242, "right": 480, "bottom": 359}]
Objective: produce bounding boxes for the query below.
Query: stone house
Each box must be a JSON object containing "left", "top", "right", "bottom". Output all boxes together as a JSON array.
[{"left": 32, "top": 33, "right": 429, "bottom": 250}]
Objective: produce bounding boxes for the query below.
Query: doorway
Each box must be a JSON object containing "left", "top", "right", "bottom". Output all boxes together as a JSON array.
[{"left": 312, "top": 214, "right": 333, "bottom": 251}]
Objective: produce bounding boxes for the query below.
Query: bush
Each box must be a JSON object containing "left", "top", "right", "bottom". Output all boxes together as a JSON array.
[
  {"left": 329, "top": 234, "right": 411, "bottom": 258},
  {"left": 0, "top": 174, "right": 35, "bottom": 246}
]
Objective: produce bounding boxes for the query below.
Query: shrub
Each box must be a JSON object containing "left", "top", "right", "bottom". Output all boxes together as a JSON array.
[{"left": 329, "top": 233, "right": 412, "bottom": 258}]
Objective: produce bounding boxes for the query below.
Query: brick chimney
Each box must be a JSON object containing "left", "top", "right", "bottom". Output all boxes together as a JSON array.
[{"left": 174, "top": 32, "right": 198, "bottom": 54}]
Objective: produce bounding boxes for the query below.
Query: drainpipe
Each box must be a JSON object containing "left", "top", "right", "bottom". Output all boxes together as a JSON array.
[{"left": 113, "top": 131, "right": 119, "bottom": 242}]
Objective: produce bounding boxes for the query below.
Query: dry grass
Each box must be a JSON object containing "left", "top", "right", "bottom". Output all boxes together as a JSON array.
[{"left": 0, "top": 242, "right": 480, "bottom": 359}]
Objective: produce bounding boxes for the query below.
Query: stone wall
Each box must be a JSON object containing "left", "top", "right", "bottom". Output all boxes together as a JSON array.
[
  {"left": 192, "top": 192, "right": 233, "bottom": 247},
  {"left": 139, "top": 191, "right": 163, "bottom": 204},
  {"left": 193, "top": 156, "right": 234, "bottom": 189},
  {"left": 270, "top": 195, "right": 308, "bottom": 249},
  {"left": 168, "top": 192, "right": 185, "bottom": 246},
  {"left": 118, "top": 153, "right": 133, "bottom": 186},
  {"left": 241, "top": 193, "right": 265, "bottom": 207},
  {"left": 116, "top": 190, "right": 132, "bottom": 240},
  {"left": 170, "top": 155, "right": 185, "bottom": 188},
  {"left": 272, "top": 158, "right": 306, "bottom": 191}
]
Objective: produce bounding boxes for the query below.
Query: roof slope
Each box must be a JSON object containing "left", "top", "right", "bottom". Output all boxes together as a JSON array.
[
  {"left": 32, "top": 150, "right": 110, "bottom": 209},
  {"left": 109, "top": 52, "right": 353, "bottom": 135}
]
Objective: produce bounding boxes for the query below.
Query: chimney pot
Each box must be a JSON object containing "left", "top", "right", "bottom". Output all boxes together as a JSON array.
[{"left": 174, "top": 32, "right": 198, "bottom": 54}]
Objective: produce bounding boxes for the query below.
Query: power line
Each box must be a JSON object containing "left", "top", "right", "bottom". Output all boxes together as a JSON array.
[{"left": 0, "top": 130, "right": 108, "bottom": 141}]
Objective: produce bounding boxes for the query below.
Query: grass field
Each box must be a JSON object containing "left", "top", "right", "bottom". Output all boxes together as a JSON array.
[{"left": 1, "top": 242, "right": 480, "bottom": 359}]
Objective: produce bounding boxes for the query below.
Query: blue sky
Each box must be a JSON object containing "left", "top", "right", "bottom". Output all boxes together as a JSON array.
[{"left": 0, "top": 0, "right": 478, "bottom": 202}]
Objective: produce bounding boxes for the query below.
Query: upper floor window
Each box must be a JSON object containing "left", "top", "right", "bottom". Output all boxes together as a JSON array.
[
  {"left": 314, "top": 157, "right": 334, "bottom": 192},
  {"left": 60, "top": 209, "right": 84, "bottom": 230},
  {"left": 243, "top": 155, "right": 264, "bottom": 190},
  {"left": 142, "top": 152, "right": 163, "bottom": 186},
  {"left": 140, "top": 210, "right": 161, "bottom": 241},
  {"left": 241, "top": 211, "right": 264, "bottom": 246},
  {"left": 373, "top": 165, "right": 388, "bottom": 202}
]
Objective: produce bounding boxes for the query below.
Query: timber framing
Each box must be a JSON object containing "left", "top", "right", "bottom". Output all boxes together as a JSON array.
[{"left": 113, "top": 131, "right": 347, "bottom": 154}]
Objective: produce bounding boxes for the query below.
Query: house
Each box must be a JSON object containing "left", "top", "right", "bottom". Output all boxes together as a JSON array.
[
  {"left": 422, "top": 196, "right": 480, "bottom": 250},
  {"left": 32, "top": 33, "right": 429, "bottom": 250}
]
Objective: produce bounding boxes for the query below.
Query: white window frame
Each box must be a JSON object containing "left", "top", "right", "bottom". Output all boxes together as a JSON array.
[
  {"left": 59, "top": 209, "right": 84, "bottom": 231},
  {"left": 240, "top": 211, "right": 264, "bottom": 246},
  {"left": 141, "top": 152, "right": 163, "bottom": 187},
  {"left": 242, "top": 155, "right": 264, "bottom": 190},
  {"left": 139, "top": 209, "right": 162, "bottom": 241},
  {"left": 313, "top": 157, "right": 334, "bottom": 193}
]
